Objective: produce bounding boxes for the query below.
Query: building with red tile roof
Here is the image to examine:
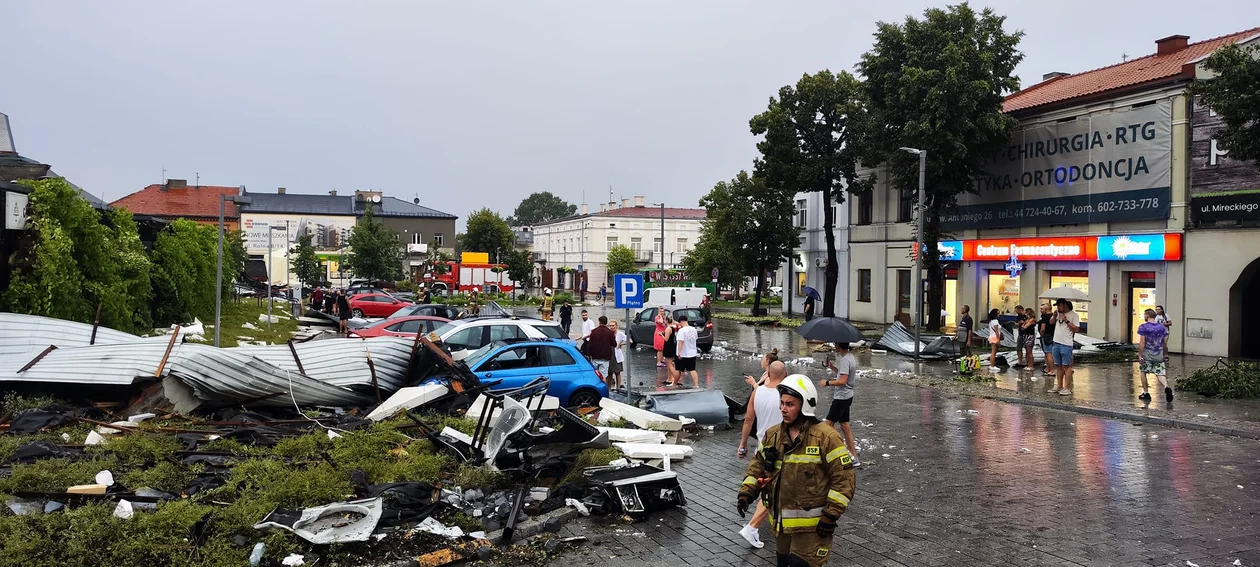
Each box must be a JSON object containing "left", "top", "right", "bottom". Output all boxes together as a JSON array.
[
  {"left": 110, "top": 180, "right": 242, "bottom": 229},
  {"left": 1004, "top": 28, "right": 1260, "bottom": 114}
]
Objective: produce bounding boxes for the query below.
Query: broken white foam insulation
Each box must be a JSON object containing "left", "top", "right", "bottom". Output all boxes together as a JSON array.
[
  {"left": 441, "top": 427, "right": 475, "bottom": 447},
  {"left": 113, "top": 499, "right": 134, "bottom": 520},
  {"left": 614, "top": 442, "right": 694, "bottom": 460},
  {"left": 596, "top": 427, "right": 667, "bottom": 444},
  {"left": 95, "top": 470, "right": 115, "bottom": 487},
  {"left": 366, "top": 384, "right": 450, "bottom": 421},
  {"left": 282, "top": 554, "right": 306, "bottom": 566},
  {"left": 98, "top": 421, "right": 139, "bottom": 435},
  {"left": 128, "top": 413, "right": 156, "bottom": 423},
  {"left": 598, "top": 398, "right": 682, "bottom": 431}
]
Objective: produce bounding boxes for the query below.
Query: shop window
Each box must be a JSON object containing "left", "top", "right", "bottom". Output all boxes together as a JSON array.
[
  {"left": 986, "top": 270, "right": 1020, "bottom": 317},
  {"left": 897, "top": 270, "right": 911, "bottom": 313},
  {"left": 856, "top": 192, "right": 872, "bottom": 225},
  {"left": 857, "top": 269, "right": 872, "bottom": 302},
  {"left": 898, "top": 189, "right": 914, "bottom": 223},
  {"left": 1047, "top": 271, "right": 1089, "bottom": 323}
]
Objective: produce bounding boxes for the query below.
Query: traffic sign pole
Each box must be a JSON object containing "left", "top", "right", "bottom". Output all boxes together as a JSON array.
[{"left": 614, "top": 274, "right": 645, "bottom": 402}]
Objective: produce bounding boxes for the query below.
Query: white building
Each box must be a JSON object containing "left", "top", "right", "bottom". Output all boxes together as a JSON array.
[
  {"left": 531, "top": 196, "right": 706, "bottom": 293},
  {"left": 781, "top": 191, "right": 851, "bottom": 318}
]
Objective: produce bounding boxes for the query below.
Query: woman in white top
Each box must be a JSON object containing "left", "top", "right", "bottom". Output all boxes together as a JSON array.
[
  {"left": 987, "top": 308, "right": 1002, "bottom": 368},
  {"left": 735, "top": 358, "right": 788, "bottom": 549}
]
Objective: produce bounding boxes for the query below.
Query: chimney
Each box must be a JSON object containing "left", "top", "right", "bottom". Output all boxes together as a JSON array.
[
  {"left": 580, "top": 203, "right": 588, "bottom": 215},
  {"left": 622, "top": 198, "right": 630, "bottom": 209},
  {"left": 1042, "top": 71, "right": 1070, "bottom": 81},
  {"left": 634, "top": 195, "right": 645, "bottom": 208},
  {"left": 277, "top": 187, "right": 286, "bottom": 194},
  {"left": 329, "top": 189, "right": 337, "bottom": 196},
  {"left": 0, "top": 112, "right": 15, "bottom": 154},
  {"left": 599, "top": 203, "right": 607, "bottom": 213},
  {"left": 163, "top": 179, "right": 187, "bottom": 191},
  {"left": 1156, "top": 34, "right": 1189, "bottom": 56}
]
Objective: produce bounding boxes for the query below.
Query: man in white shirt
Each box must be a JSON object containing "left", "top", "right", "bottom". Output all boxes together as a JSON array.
[
  {"left": 1049, "top": 298, "right": 1082, "bottom": 396},
  {"left": 580, "top": 309, "right": 596, "bottom": 340},
  {"left": 609, "top": 320, "right": 627, "bottom": 390},
  {"left": 675, "top": 315, "right": 700, "bottom": 388}
]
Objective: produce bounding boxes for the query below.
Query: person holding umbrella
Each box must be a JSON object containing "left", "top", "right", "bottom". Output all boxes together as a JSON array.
[{"left": 802, "top": 286, "right": 821, "bottom": 322}]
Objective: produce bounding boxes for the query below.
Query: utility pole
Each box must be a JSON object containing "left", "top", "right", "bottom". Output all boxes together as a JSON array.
[{"left": 900, "top": 147, "right": 927, "bottom": 359}]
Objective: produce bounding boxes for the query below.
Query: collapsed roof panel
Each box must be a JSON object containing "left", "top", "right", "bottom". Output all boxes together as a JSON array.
[{"left": 0, "top": 313, "right": 141, "bottom": 358}]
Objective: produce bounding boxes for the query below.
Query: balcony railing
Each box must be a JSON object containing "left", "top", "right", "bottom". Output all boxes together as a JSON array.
[{"left": 634, "top": 250, "right": 654, "bottom": 262}]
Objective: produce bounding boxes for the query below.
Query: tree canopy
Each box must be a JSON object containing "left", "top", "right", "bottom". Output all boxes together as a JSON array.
[
  {"left": 292, "top": 233, "right": 324, "bottom": 289},
  {"left": 345, "top": 206, "right": 403, "bottom": 282},
  {"left": 1190, "top": 43, "right": 1260, "bottom": 166},
  {"left": 750, "top": 70, "right": 871, "bottom": 317},
  {"left": 151, "top": 219, "right": 219, "bottom": 326},
  {"left": 605, "top": 244, "right": 637, "bottom": 280},
  {"left": 504, "top": 248, "right": 534, "bottom": 290},
  {"left": 506, "top": 192, "right": 577, "bottom": 226},
  {"left": 459, "top": 208, "right": 515, "bottom": 255},
  {"left": 858, "top": 2, "right": 1024, "bottom": 330}
]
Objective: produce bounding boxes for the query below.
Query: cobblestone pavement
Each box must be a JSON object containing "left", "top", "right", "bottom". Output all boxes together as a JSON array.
[{"left": 549, "top": 376, "right": 1260, "bottom": 566}]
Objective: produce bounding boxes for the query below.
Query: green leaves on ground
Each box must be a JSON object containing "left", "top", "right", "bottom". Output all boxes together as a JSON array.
[
  {"left": 345, "top": 206, "right": 403, "bottom": 282},
  {"left": 1180, "top": 361, "right": 1260, "bottom": 398}
]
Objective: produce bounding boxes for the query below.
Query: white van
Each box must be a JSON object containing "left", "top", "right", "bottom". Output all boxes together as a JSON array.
[{"left": 644, "top": 286, "right": 708, "bottom": 308}]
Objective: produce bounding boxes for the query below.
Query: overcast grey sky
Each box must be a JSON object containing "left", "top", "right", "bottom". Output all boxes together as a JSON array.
[{"left": 4, "top": 1, "right": 1254, "bottom": 229}]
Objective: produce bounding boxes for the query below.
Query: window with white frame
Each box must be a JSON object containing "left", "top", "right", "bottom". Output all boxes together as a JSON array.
[
  {"left": 631, "top": 236, "right": 642, "bottom": 253},
  {"left": 606, "top": 236, "right": 618, "bottom": 251},
  {"left": 796, "top": 199, "right": 807, "bottom": 228},
  {"left": 676, "top": 237, "right": 689, "bottom": 252},
  {"left": 433, "top": 233, "right": 444, "bottom": 246},
  {"left": 412, "top": 232, "right": 423, "bottom": 245},
  {"left": 653, "top": 237, "right": 663, "bottom": 253}
]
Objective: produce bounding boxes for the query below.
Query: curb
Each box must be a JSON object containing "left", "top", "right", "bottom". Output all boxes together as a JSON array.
[{"left": 870, "top": 374, "right": 1260, "bottom": 440}]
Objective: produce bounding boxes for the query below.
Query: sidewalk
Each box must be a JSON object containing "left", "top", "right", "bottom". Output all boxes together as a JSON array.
[{"left": 711, "top": 323, "right": 1260, "bottom": 438}]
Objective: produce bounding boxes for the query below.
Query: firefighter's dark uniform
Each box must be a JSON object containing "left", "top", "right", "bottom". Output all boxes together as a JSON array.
[{"left": 739, "top": 419, "right": 856, "bottom": 567}]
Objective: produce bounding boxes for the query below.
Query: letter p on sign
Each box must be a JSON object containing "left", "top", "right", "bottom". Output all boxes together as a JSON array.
[{"left": 614, "top": 274, "right": 644, "bottom": 309}]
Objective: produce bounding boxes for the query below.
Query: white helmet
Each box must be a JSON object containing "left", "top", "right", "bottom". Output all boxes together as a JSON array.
[
  {"left": 777, "top": 374, "right": 819, "bottom": 418},
  {"left": 544, "top": 287, "right": 552, "bottom": 295}
]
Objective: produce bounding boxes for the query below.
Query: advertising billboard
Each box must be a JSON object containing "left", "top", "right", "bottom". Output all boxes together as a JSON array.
[
  {"left": 242, "top": 214, "right": 356, "bottom": 254},
  {"left": 938, "top": 233, "right": 1181, "bottom": 262},
  {"left": 943, "top": 100, "right": 1173, "bottom": 230},
  {"left": 1190, "top": 96, "right": 1260, "bottom": 224}
]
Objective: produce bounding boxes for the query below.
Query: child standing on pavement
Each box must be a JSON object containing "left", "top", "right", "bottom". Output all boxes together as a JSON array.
[
  {"left": 819, "top": 342, "right": 860, "bottom": 467},
  {"left": 1137, "top": 308, "right": 1173, "bottom": 404}
]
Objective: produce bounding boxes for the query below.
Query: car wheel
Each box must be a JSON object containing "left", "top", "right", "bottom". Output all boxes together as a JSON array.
[
  {"left": 568, "top": 388, "right": 602, "bottom": 408},
  {"left": 699, "top": 344, "right": 711, "bottom": 354},
  {"left": 351, "top": 309, "right": 364, "bottom": 318}
]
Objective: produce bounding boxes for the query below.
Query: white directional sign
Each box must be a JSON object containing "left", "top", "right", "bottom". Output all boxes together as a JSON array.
[{"left": 614, "top": 274, "right": 644, "bottom": 309}]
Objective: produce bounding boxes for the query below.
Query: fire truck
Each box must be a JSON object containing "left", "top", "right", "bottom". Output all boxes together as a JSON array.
[{"left": 424, "top": 252, "right": 517, "bottom": 294}]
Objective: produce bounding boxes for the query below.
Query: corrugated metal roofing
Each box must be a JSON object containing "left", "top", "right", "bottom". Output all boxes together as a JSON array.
[
  {"left": 167, "top": 344, "right": 373, "bottom": 407},
  {"left": 0, "top": 313, "right": 141, "bottom": 358},
  {"left": 229, "top": 337, "right": 416, "bottom": 393},
  {"left": 0, "top": 340, "right": 169, "bottom": 386}
]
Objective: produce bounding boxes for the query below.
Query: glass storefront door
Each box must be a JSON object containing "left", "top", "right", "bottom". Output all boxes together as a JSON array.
[
  {"left": 1129, "top": 272, "right": 1157, "bottom": 344},
  {"left": 986, "top": 270, "right": 1019, "bottom": 317},
  {"left": 1047, "top": 270, "right": 1089, "bottom": 333}
]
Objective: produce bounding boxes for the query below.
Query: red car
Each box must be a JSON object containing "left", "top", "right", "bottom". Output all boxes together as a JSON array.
[
  {"left": 348, "top": 293, "right": 413, "bottom": 318},
  {"left": 348, "top": 315, "right": 450, "bottom": 338}
]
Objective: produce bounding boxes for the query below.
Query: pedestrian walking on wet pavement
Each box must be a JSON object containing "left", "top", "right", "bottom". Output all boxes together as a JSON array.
[
  {"left": 1016, "top": 305, "right": 1037, "bottom": 369},
  {"left": 559, "top": 301, "right": 573, "bottom": 336},
  {"left": 820, "top": 342, "right": 859, "bottom": 467},
  {"left": 1049, "top": 299, "right": 1081, "bottom": 395},
  {"left": 956, "top": 305, "right": 974, "bottom": 357},
  {"left": 653, "top": 309, "right": 667, "bottom": 367},
  {"left": 987, "top": 308, "right": 1002, "bottom": 368},
  {"left": 1155, "top": 304, "right": 1172, "bottom": 362},
  {"left": 1137, "top": 308, "right": 1174, "bottom": 405},
  {"left": 599, "top": 283, "right": 607, "bottom": 304},
  {"left": 585, "top": 316, "right": 616, "bottom": 380},
  {"left": 336, "top": 290, "right": 351, "bottom": 335},
  {"left": 737, "top": 360, "right": 789, "bottom": 549},
  {"left": 1039, "top": 304, "right": 1056, "bottom": 376},
  {"left": 675, "top": 314, "right": 700, "bottom": 389},
  {"left": 803, "top": 294, "right": 815, "bottom": 322},
  {"left": 738, "top": 375, "right": 855, "bottom": 567}
]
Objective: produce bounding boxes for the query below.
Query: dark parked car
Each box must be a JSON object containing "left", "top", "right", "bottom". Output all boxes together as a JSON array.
[
  {"left": 386, "top": 303, "right": 462, "bottom": 321},
  {"left": 348, "top": 315, "right": 450, "bottom": 338},
  {"left": 627, "top": 306, "right": 713, "bottom": 354}
]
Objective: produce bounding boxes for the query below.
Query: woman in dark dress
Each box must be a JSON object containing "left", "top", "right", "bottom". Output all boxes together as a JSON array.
[{"left": 662, "top": 315, "right": 680, "bottom": 386}]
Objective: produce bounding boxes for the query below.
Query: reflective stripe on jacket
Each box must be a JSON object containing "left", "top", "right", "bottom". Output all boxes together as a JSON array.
[{"left": 738, "top": 419, "right": 855, "bottom": 534}]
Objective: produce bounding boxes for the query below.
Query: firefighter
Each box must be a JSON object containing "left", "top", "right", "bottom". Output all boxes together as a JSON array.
[
  {"left": 737, "top": 374, "right": 855, "bottom": 567},
  {"left": 539, "top": 288, "right": 555, "bottom": 321}
]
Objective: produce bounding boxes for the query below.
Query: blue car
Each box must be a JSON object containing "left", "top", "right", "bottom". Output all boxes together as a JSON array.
[{"left": 460, "top": 340, "right": 608, "bottom": 407}]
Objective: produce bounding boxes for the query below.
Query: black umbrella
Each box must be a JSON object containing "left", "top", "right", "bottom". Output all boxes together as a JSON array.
[{"left": 794, "top": 316, "right": 865, "bottom": 344}]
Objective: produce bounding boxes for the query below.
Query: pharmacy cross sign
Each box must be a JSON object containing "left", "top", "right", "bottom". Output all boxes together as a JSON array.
[{"left": 1005, "top": 254, "right": 1025, "bottom": 278}]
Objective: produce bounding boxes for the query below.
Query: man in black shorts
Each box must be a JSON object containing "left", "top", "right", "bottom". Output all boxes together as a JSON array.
[
  {"left": 1038, "top": 304, "right": 1056, "bottom": 375},
  {"left": 818, "top": 342, "right": 859, "bottom": 467}
]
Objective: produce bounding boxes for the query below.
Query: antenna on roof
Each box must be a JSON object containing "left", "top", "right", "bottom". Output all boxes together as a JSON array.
[
  {"left": 195, "top": 172, "right": 200, "bottom": 188},
  {"left": 413, "top": 193, "right": 419, "bottom": 205},
  {"left": 161, "top": 167, "right": 166, "bottom": 184},
  {"left": 1122, "top": 53, "right": 1129, "bottom": 62}
]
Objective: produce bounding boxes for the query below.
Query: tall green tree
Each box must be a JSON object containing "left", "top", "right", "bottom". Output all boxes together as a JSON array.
[
  {"left": 459, "top": 208, "right": 515, "bottom": 254},
  {"left": 751, "top": 71, "right": 871, "bottom": 318},
  {"left": 292, "top": 233, "right": 323, "bottom": 289},
  {"left": 426, "top": 239, "right": 453, "bottom": 276},
  {"left": 692, "top": 171, "right": 799, "bottom": 315},
  {"left": 504, "top": 248, "right": 534, "bottom": 290},
  {"left": 151, "top": 219, "right": 218, "bottom": 326},
  {"left": 681, "top": 227, "right": 744, "bottom": 299},
  {"left": 2, "top": 178, "right": 147, "bottom": 333},
  {"left": 506, "top": 192, "right": 577, "bottom": 226},
  {"left": 106, "top": 208, "right": 154, "bottom": 330},
  {"left": 1189, "top": 42, "right": 1260, "bottom": 166},
  {"left": 859, "top": 3, "right": 1023, "bottom": 331},
  {"left": 345, "top": 206, "right": 403, "bottom": 282},
  {"left": 606, "top": 244, "right": 637, "bottom": 280},
  {"left": 223, "top": 229, "right": 249, "bottom": 285}
]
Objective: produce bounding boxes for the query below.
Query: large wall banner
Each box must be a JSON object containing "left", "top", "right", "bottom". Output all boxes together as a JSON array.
[
  {"left": 942, "top": 100, "right": 1173, "bottom": 230},
  {"left": 242, "top": 214, "right": 357, "bottom": 254},
  {"left": 1190, "top": 96, "right": 1260, "bottom": 224}
]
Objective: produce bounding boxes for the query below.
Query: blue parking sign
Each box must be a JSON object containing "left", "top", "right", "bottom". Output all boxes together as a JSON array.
[{"left": 614, "top": 274, "right": 644, "bottom": 309}]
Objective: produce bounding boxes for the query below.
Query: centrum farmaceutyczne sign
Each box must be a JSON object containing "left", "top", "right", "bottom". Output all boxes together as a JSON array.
[
  {"left": 943, "top": 100, "right": 1173, "bottom": 230},
  {"left": 1190, "top": 96, "right": 1260, "bottom": 223}
]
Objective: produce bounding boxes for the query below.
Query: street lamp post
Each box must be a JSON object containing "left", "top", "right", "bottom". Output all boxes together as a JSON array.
[
  {"left": 216, "top": 192, "right": 251, "bottom": 347},
  {"left": 650, "top": 202, "right": 665, "bottom": 270},
  {"left": 900, "top": 147, "right": 927, "bottom": 359},
  {"left": 266, "top": 224, "right": 285, "bottom": 331}
]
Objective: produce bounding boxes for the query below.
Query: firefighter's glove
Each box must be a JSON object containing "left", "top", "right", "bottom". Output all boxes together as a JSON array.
[
  {"left": 817, "top": 515, "right": 838, "bottom": 539},
  {"left": 736, "top": 495, "right": 751, "bottom": 518}
]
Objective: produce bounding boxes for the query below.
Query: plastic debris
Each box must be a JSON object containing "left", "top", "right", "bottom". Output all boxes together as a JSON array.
[
  {"left": 61, "top": 433, "right": 70, "bottom": 442},
  {"left": 966, "top": 410, "right": 980, "bottom": 414},
  {"left": 414, "top": 516, "right": 465, "bottom": 539},
  {"left": 1020, "top": 448, "right": 1031, "bottom": 453},
  {"left": 113, "top": 500, "right": 134, "bottom": 520},
  {"left": 882, "top": 453, "right": 891, "bottom": 458},
  {"left": 327, "top": 430, "right": 342, "bottom": 440},
  {"left": 1239, "top": 485, "right": 1245, "bottom": 490},
  {"left": 44, "top": 501, "right": 63, "bottom": 513},
  {"left": 566, "top": 498, "right": 591, "bottom": 516},
  {"left": 5, "top": 497, "right": 42, "bottom": 516},
  {"left": 1233, "top": 560, "right": 1241, "bottom": 566},
  {"left": 282, "top": 554, "right": 306, "bottom": 566},
  {"left": 242, "top": 322, "right": 259, "bottom": 330},
  {"left": 128, "top": 413, "right": 156, "bottom": 423},
  {"left": 95, "top": 470, "right": 115, "bottom": 487},
  {"left": 1186, "top": 562, "right": 1201, "bottom": 567},
  {"left": 249, "top": 543, "right": 265, "bottom": 567},
  {"left": 254, "top": 497, "right": 384, "bottom": 544},
  {"left": 1196, "top": 414, "right": 1209, "bottom": 418}
]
